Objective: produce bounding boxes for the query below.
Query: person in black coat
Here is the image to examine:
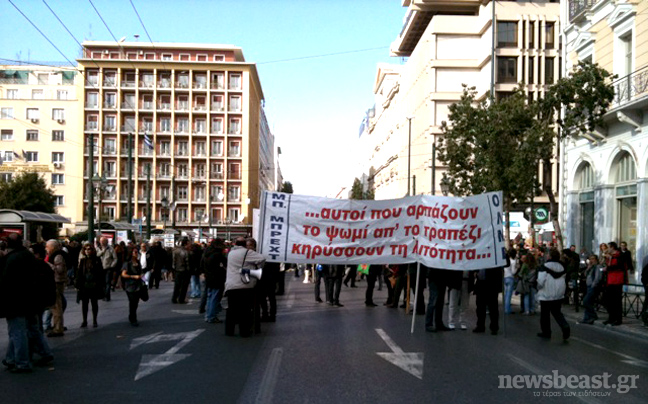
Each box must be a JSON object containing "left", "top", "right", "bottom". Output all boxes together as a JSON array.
[
  {"left": 201, "top": 239, "right": 227, "bottom": 323},
  {"left": 324, "top": 264, "right": 344, "bottom": 307},
  {"left": 473, "top": 266, "right": 505, "bottom": 335},
  {"left": 122, "top": 248, "right": 144, "bottom": 326},
  {"left": 259, "top": 261, "right": 279, "bottom": 321},
  {"left": 76, "top": 244, "right": 105, "bottom": 328}
]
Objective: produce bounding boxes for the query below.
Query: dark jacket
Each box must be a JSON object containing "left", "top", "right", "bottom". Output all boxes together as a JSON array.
[
  {"left": 150, "top": 244, "right": 166, "bottom": 271},
  {"left": 124, "top": 260, "right": 143, "bottom": 293},
  {"left": 76, "top": 256, "right": 105, "bottom": 299},
  {"left": 201, "top": 245, "right": 227, "bottom": 289},
  {"left": 0, "top": 247, "right": 39, "bottom": 318}
]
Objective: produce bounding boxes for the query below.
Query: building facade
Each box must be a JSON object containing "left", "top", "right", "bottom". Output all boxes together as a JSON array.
[
  {"left": 0, "top": 65, "right": 82, "bottom": 236},
  {"left": 360, "top": 0, "right": 560, "bottom": 213},
  {"left": 561, "top": 0, "right": 647, "bottom": 277},
  {"left": 77, "top": 42, "right": 272, "bottom": 238}
]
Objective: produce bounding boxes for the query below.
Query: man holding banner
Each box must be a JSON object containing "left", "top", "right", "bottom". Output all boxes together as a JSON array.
[{"left": 257, "top": 190, "right": 507, "bottom": 332}]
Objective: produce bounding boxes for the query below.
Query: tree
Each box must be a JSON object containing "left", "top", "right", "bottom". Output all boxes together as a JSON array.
[
  {"left": 0, "top": 172, "right": 58, "bottom": 240},
  {"left": 437, "top": 62, "right": 615, "bottom": 250},
  {"left": 281, "top": 181, "right": 294, "bottom": 194},
  {"left": 350, "top": 177, "right": 375, "bottom": 200}
]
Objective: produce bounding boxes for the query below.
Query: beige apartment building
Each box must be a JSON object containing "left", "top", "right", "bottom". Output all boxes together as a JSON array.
[
  {"left": 561, "top": 0, "right": 647, "bottom": 276},
  {"left": 359, "top": 0, "right": 561, "bottom": 213},
  {"left": 0, "top": 65, "right": 82, "bottom": 236},
  {"left": 77, "top": 41, "right": 274, "bottom": 239}
]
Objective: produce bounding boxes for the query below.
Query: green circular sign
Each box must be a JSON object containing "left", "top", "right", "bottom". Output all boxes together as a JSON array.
[{"left": 534, "top": 207, "right": 549, "bottom": 223}]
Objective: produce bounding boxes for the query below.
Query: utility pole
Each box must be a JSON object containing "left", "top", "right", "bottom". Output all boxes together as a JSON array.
[
  {"left": 127, "top": 132, "right": 133, "bottom": 224},
  {"left": 87, "top": 136, "right": 95, "bottom": 244},
  {"left": 490, "top": 0, "right": 496, "bottom": 102},
  {"left": 431, "top": 135, "right": 436, "bottom": 195},
  {"left": 171, "top": 175, "right": 176, "bottom": 229},
  {"left": 413, "top": 175, "right": 416, "bottom": 196},
  {"left": 146, "top": 163, "right": 151, "bottom": 240},
  {"left": 406, "top": 116, "right": 414, "bottom": 196}
]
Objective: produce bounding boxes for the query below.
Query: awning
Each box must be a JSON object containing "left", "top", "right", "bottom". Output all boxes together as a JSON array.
[{"left": 0, "top": 209, "right": 71, "bottom": 224}]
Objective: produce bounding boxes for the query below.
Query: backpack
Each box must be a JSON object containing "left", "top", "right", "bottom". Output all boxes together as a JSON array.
[{"left": 35, "top": 259, "right": 56, "bottom": 310}]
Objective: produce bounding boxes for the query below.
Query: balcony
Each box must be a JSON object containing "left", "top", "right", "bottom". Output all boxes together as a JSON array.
[
  {"left": 210, "top": 82, "right": 224, "bottom": 90},
  {"left": 102, "top": 148, "right": 117, "bottom": 155},
  {"left": 121, "top": 102, "right": 135, "bottom": 110},
  {"left": 85, "top": 80, "right": 99, "bottom": 87},
  {"left": 85, "top": 103, "right": 99, "bottom": 109},
  {"left": 228, "top": 172, "right": 242, "bottom": 180},
  {"left": 569, "top": 0, "right": 598, "bottom": 23},
  {"left": 103, "top": 125, "right": 117, "bottom": 132},
  {"left": 177, "top": 102, "right": 189, "bottom": 111},
  {"left": 158, "top": 103, "right": 171, "bottom": 110},
  {"left": 193, "top": 82, "right": 207, "bottom": 90},
  {"left": 141, "top": 101, "right": 154, "bottom": 110},
  {"left": 121, "top": 81, "right": 136, "bottom": 88},
  {"left": 103, "top": 79, "right": 116, "bottom": 88},
  {"left": 176, "top": 149, "right": 189, "bottom": 157},
  {"left": 158, "top": 80, "right": 171, "bottom": 89},
  {"left": 613, "top": 65, "right": 648, "bottom": 107},
  {"left": 139, "top": 81, "right": 155, "bottom": 89},
  {"left": 159, "top": 126, "right": 172, "bottom": 134},
  {"left": 139, "top": 148, "right": 154, "bottom": 157},
  {"left": 175, "top": 82, "right": 190, "bottom": 89},
  {"left": 103, "top": 102, "right": 117, "bottom": 109},
  {"left": 211, "top": 104, "right": 224, "bottom": 112},
  {"left": 210, "top": 173, "right": 224, "bottom": 179},
  {"left": 193, "top": 105, "right": 207, "bottom": 112}
]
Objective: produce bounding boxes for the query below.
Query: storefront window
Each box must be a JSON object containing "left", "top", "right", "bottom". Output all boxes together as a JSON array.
[
  {"left": 577, "top": 163, "right": 595, "bottom": 254},
  {"left": 614, "top": 153, "right": 637, "bottom": 256}
]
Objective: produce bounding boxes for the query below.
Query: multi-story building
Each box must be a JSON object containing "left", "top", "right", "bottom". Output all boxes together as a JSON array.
[
  {"left": 561, "top": 0, "right": 647, "bottom": 275},
  {"left": 77, "top": 42, "right": 272, "bottom": 238},
  {"left": 0, "top": 64, "right": 82, "bottom": 236},
  {"left": 359, "top": 0, "right": 561, "bottom": 213}
]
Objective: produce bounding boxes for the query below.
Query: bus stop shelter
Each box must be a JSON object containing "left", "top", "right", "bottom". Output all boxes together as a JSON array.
[{"left": 0, "top": 209, "right": 71, "bottom": 242}]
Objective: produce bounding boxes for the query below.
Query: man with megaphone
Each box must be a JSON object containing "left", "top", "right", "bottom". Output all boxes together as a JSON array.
[{"left": 224, "top": 237, "right": 265, "bottom": 337}]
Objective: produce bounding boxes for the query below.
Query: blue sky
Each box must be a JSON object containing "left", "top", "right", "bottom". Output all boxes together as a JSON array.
[{"left": 1, "top": 0, "right": 406, "bottom": 196}]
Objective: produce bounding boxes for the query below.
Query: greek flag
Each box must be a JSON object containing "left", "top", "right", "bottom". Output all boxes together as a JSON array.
[{"left": 144, "top": 133, "right": 154, "bottom": 150}]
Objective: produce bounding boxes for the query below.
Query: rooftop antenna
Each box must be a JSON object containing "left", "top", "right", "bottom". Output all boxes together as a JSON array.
[
  {"left": 119, "top": 36, "right": 126, "bottom": 43},
  {"left": 134, "top": 34, "right": 140, "bottom": 41}
]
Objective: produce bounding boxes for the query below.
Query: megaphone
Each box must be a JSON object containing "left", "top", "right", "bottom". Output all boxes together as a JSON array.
[{"left": 240, "top": 268, "right": 263, "bottom": 284}]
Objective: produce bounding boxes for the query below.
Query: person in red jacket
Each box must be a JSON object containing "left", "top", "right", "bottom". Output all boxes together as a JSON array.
[{"left": 603, "top": 242, "right": 626, "bottom": 326}]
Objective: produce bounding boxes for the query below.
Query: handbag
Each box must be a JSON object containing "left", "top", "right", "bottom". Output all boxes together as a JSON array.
[{"left": 139, "top": 280, "right": 149, "bottom": 302}]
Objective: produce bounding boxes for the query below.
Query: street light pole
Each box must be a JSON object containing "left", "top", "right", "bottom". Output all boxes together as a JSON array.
[
  {"left": 87, "top": 136, "right": 95, "bottom": 244},
  {"left": 406, "top": 116, "right": 414, "bottom": 196},
  {"left": 431, "top": 135, "right": 436, "bottom": 195}
]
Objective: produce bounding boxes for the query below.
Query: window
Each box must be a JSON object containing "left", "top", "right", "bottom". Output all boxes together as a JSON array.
[
  {"left": 86, "top": 92, "right": 98, "bottom": 108},
  {"left": 103, "top": 138, "right": 116, "bottom": 154},
  {"left": 214, "top": 54, "right": 225, "bottom": 62},
  {"left": 26, "top": 130, "right": 38, "bottom": 141},
  {"left": 178, "top": 208, "right": 187, "bottom": 222},
  {"left": 229, "top": 141, "right": 240, "bottom": 156},
  {"left": 528, "top": 22, "right": 535, "bottom": 48},
  {"left": 228, "top": 185, "right": 240, "bottom": 201},
  {"left": 195, "top": 119, "right": 206, "bottom": 133},
  {"left": 195, "top": 186, "right": 205, "bottom": 201},
  {"left": 528, "top": 57, "right": 535, "bottom": 84},
  {"left": 1, "top": 129, "right": 13, "bottom": 140},
  {"left": 212, "top": 163, "right": 223, "bottom": 178},
  {"left": 1, "top": 107, "right": 14, "bottom": 119},
  {"left": 195, "top": 142, "right": 206, "bottom": 156},
  {"left": 52, "top": 130, "right": 64, "bottom": 141},
  {"left": 211, "top": 118, "right": 223, "bottom": 134},
  {"left": 621, "top": 33, "right": 633, "bottom": 76},
  {"left": 1, "top": 173, "right": 12, "bottom": 182},
  {"left": 104, "top": 72, "right": 116, "bottom": 87},
  {"left": 177, "top": 118, "right": 189, "bottom": 133},
  {"left": 229, "top": 95, "right": 241, "bottom": 112},
  {"left": 32, "top": 89, "right": 44, "bottom": 100},
  {"left": 228, "top": 118, "right": 241, "bottom": 134},
  {"left": 497, "top": 57, "right": 517, "bottom": 84},
  {"left": 55, "top": 196, "right": 64, "bottom": 206},
  {"left": 104, "top": 161, "right": 116, "bottom": 177},
  {"left": 160, "top": 141, "right": 170, "bottom": 155},
  {"left": 1, "top": 150, "right": 13, "bottom": 162},
  {"left": 212, "top": 73, "right": 224, "bottom": 89},
  {"left": 86, "top": 71, "right": 99, "bottom": 86},
  {"left": 104, "top": 206, "right": 115, "bottom": 220},
  {"left": 178, "top": 141, "right": 188, "bottom": 156},
  {"left": 228, "top": 73, "right": 241, "bottom": 90},
  {"left": 104, "top": 115, "right": 116, "bottom": 131},
  {"left": 104, "top": 93, "right": 116, "bottom": 108},
  {"left": 160, "top": 186, "right": 170, "bottom": 199},
  {"left": 212, "top": 185, "right": 223, "bottom": 199},
  {"left": 179, "top": 54, "right": 190, "bottom": 61},
  {"left": 52, "top": 152, "right": 64, "bottom": 163},
  {"left": 37, "top": 73, "right": 49, "bottom": 85},
  {"left": 159, "top": 163, "right": 171, "bottom": 177},
  {"left": 161, "top": 53, "right": 173, "bottom": 61},
  {"left": 25, "top": 151, "right": 38, "bottom": 162},
  {"left": 52, "top": 109, "right": 65, "bottom": 121},
  {"left": 196, "top": 54, "right": 207, "bottom": 62},
  {"left": 212, "top": 140, "right": 223, "bottom": 156},
  {"left": 26, "top": 108, "right": 40, "bottom": 120},
  {"left": 56, "top": 90, "right": 67, "bottom": 100},
  {"left": 178, "top": 164, "right": 188, "bottom": 178},
  {"left": 86, "top": 115, "right": 98, "bottom": 130},
  {"left": 544, "top": 57, "right": 555, "bottom": 84},
  {"left": 212, "top": 94, "right": 224, "bottom": 111},
  {"left": 52, "top": 173, "right": 64, "bottom": 185},
  {"left": 544, "top": 22, "right": 555, "bottom": 49},
  {"left": 160, "top": 117, "right": 171, "bottom": 132},
  {"left": 178, "top": 186, "right": 188, "bottom": 200},
  {"left": 6, "top": 89, "right": 18, "bottom": 99},
  {"left": 228, "top": 208, "right": 240, "bottom": 222},
  {"left": 497, "top": 21, "right": 517, "bottom": 48}
]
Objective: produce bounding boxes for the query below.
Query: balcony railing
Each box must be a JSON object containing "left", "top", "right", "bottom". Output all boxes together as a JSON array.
[
  {"left": 121, "top": 102, "right": 135, "bottom": 109},
  {"left": 158, "top": 80, "right": 171, "bottom": 88},
  {"left": 103, "top": 102, "right": 116, "bottom": 108},
  {"left": 103, "top": 79, "right": 116, "bottom": 87},
  {"left": 121, "top": 81, "right": 136, "bottom": 88},
  {"left": 176, "top": 82, "right": 190, "bottom": 89},
  {"left": 229, "top": 172, "right": 242, "bottom": 180},
  {"left": 158, "top": 103, "right": 171, "bottom": 110},
  {"left": 141, "top": 102, "right": 154, "bottom": 110},
  {"left": 569, "top": 0, "right": 598, "bottom": 23},
  {"left": 211, "top": 104, "right": 224, "bottom": 111},
  {"left": 613, "top": 65, "right": 648, "bottom": 106},
  {"left": 210, "top": 82, "right": 224, "bottom": 89},
  {"left": 210, "top": 173, "right": 224, "bottom": 179},
  {"left": 193, "top": 82, "right": 207, "bottom": 89}
]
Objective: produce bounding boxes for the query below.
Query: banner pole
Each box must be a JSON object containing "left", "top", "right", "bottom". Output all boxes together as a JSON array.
[{"left": 411, "top": 262, "right": 421, "bottom": 334}]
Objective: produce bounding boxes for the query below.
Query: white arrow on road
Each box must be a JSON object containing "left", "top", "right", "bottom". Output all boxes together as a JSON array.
[
  {"left": 375, "top": 328, "right": 424, "bottom": 380},
  {"left": 131, "top": 329, "right": 205, "bottom": 381}
]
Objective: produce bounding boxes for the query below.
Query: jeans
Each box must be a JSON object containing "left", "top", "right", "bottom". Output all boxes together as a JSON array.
[
  {"left": 172, "top": 271, "right": 190, "bottom": 303},
  {"left": 199, "top": 277, "right": 208, "bottom": 312},
  {"left": 190, "top": 274, "right": 201, "bottom": 298},
  {"left": 425, "top": 279, "right": 444, "bottom": 328},
  {"left": 5, "top": 316, "right": 30, "bottom": 370},
  {"left": 582, "top": 286, "right": 599, "bottom": 323},
  {"left": 524, "top": 288, "right": 536, "bottom": 314},
  {"left": 27, "top": 314, "right": 52, "bottom": 360},
  {"left": 205, "top": 288, "right": 223, "bottom": 322},
  {"left": 503, "top": 277, "right": 515, "bottom": 314},
  {"left": 104, "top": 269, "right": 113, "bottom": 300}
]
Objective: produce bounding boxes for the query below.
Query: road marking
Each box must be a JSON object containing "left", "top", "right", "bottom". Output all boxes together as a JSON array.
[
  {"left": 375, "top": 328, "right": 423, "bottom": 380},
  {"left": 255, "top": 348, "right": 283, "bottom": 404},
  {"left": 507, "top": 355, "right": 601, "bottom": 404},
  {"left": 171, "top": 309, "right": 200, "bottom": 315},
  {"left": 571, "top": 337, "right": 648, "bottom": 369},
  {"left": 285, "top": 294, "right": 295, "bottom": 309},
  {"left": 131, "top": 329, "right": 205, "bottom": 381}
]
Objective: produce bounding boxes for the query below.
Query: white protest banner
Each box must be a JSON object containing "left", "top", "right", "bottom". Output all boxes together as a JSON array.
[{"left": 258, "top": 191, "right": 507, "bottom": 270}]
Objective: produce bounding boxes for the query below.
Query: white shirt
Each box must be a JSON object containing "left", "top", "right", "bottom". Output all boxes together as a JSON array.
[{"left": 140, "top": 251, "right": 147, "bottom": 270}]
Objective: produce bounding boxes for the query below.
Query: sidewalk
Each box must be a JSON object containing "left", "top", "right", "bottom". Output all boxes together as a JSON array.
[{"left": 510, "top": 295, "right": 648, "bottom": 339}]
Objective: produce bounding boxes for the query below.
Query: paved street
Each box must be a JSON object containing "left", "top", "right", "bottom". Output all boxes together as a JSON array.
[{"left": 1, "top": 274, "right": 647, "bottom": 404}]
